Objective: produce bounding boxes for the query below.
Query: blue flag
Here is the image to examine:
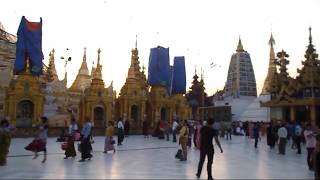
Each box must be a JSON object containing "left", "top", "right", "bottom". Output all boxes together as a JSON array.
[{"left": 14, "top": 16, "right": 43, "bottom": 75}]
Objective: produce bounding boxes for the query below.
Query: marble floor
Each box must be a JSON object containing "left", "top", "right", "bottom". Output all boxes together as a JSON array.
[{"left": 0, "top": 135, "right": 315, "bottom": 179}]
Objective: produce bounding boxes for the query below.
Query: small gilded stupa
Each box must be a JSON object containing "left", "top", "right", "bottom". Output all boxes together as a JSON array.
[
  {"left": 5, "top": 57, "right": 44, "bottom": 127},
  {"left": 69, "top": 47, "right": 91, "bottom": 92},
  {"left": 117, "top": 39, "right": 149, "bottom": 128},
  {"left": 80, "top": 48, "right": 113, "bottom": 127}
]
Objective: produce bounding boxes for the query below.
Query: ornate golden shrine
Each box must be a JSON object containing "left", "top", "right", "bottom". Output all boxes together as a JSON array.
[
  {"left": 261, "top": 28, "right": 320, "bottom": 128},
  {"left": 5, "top": 57, "right": 44, "bottom": 127},
  {"left": 80, "top": 49, "right": 113, "bottom": 127},
  {"left": 117, "top": 46, "right": 148, "bottom": 128}
]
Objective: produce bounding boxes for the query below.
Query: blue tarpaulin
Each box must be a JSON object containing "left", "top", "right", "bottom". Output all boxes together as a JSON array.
[
  {"left": 147, "top": 46, "right": 171, "bottom": 87},
  {"left": 14, "top": 16, "right": 43, "bottom": 75},
  {"left": 171, "top": 56, "right": 186, "bottom": 94}
]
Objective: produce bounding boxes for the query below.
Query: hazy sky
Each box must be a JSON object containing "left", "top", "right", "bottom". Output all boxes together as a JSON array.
[{"left": 1, "top": 0, "right": 320, "bottom": 96}]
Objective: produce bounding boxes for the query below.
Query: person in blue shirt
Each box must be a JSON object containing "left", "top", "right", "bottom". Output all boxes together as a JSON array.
[{"left": 79, "top": 117, "right": 93, "bottom": 162}]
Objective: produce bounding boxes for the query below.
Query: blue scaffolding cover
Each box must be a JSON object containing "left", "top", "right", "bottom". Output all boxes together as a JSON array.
[
  {"left": 172, "top": 56, "right": 186, "bottom": 94},
  {"left": 147, "top": 46, "right": 170, "bottom": 87},
  {"left": 14, "top": 16, "right": 43, "bottom": 75}
]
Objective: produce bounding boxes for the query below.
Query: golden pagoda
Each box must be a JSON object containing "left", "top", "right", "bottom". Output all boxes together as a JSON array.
[
  {"left": 69, "top": 47, "right": 91, "bottom": 92},
  {"left": 117, "top": 41, "right": 149, "bottom": 128},
  {"left": 261, "top": 27, "right": 320, "bottom": 128},
  {"left": 68, "top": 47, "right": 92, "bottom": 121},
  {"left": 149, "top": 85, "right": 174, "bottom": 126},
  {"left": 80, "top": 48, "right": 113, "bottom": 127},
  {"left": 5, "top": 56, "right": 44, "bottom": 127}
]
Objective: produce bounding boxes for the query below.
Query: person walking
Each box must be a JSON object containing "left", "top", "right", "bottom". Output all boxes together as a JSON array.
[
  {"left": 253, "top": 122, "right": 260, "bottom": 148},
  {"left": 277, "top": 123, "right": 288, "bottom": 155},
  {"left": 196, "top": 118, "right": 223, "bottom": 180},
  {"left": 64, "top": 117, "right": 78, "bottom": 159},
  {"left": 179, "top": 120, "right": 189, "bottom": 161},
  {"left": 142, "top": 119, "right": 149, "bottom": 138},
  {"left": 313, "top": 134, "right": 320, "bottom": 180},
  {"left": 294, "top": 122, "right": 302, "bottom": 154},
  {"left": 0, "top": 119, "right": 14, "bottom": 166},
  {"left": 104, "top": 121, "right": 116, "bottom": 153},
  {"left": 172, "top": 118, "right": 179, "bottom": 143},
  {"left": 79, "top": 117, "right": 93, "bottom": 162},
  {"left": 117, "top": 118, "right": 125, "bottom": 145},
  {"left": 25, "top": 116, "right": 49, "bottom": 163},
  {"left": 304, "top": 123, "right": 316, "bottom": 170},
  {"left": 267, "top": 122, "right": 276, "bottom": 149},
  {"left": 194, "top": 120, "right": 203, "bottom": 149},
  {"left": 225, "top": 122, "right": 232, "bottom": 140}
]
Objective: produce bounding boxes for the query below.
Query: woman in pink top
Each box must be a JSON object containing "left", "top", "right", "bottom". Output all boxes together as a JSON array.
[{"left": 304, "top": 123, "right": 317, "bottom": 171}]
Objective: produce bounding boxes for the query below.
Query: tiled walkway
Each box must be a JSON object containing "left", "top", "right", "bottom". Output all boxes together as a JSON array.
[{"left": 0, "top": 135, "right": 314, "bottom": 179}]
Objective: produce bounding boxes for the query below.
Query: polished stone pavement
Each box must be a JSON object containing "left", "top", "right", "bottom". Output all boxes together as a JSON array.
[{"left": 0, "top": 135, "right": 314, "bottom": 179}]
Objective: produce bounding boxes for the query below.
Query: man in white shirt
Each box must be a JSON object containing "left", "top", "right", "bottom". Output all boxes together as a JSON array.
[
  {"left": 278, "top": 123, "right": 288, "bottom": 155},
  {"left": 172, "top": 119, "right": 179, "bottom": 143},
  {"left": 294, "top": 122, "right": 302, "bottom": 154},
  {"left": 304, "top": 123, "right": 317, "bottom": 170},
  {"left": 117, "top": 118, "right": 124, "bottom": 145}
]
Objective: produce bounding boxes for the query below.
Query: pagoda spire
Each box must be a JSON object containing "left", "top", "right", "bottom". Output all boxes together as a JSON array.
[
  {"left": 135, "top": 34, "right": 138, "bottom": 49},
  {"left": 309, "top": 26, "right": 312, "bottom": 45},
  {"left": 91, "top": 61, "right": 96, "bottom": 77},
  {"left": 128, "top": 40, "right": 141, "bottom": 79},
  {"left": 93, "top": 48, "right": 103, "bottom": 80},
  {"left": 78, "top": 47, "right": 89, "bottom": 75},
  {"left": 236, "top": 36, "right": 244, "bottom": 52},
  {"left": 46, "top": 49, "right": 58, "bottom": 82},
  {"left": 261, "top": 33, "right": 278, "bottom": 94}
]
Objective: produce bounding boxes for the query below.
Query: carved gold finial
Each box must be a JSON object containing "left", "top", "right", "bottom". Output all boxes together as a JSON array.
[
  {"left": 269, "top": 33, "right": 275, "bottom": 47},
  {"left": 309, "top": 26, "right": 312, "bottom": 45},
  {"left": 97, "top": 48, "right": 101, "bottom": 65},
  {"left": 52, "top": 48, "right": 55, "bottom": 54},
  {"left": 135, "top": 35, "right": 138, "bottom": 49}
]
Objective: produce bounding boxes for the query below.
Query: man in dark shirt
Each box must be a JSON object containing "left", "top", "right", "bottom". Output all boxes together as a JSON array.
[{"left": 196, "top": 118, "right": 223, "bottom": 180}]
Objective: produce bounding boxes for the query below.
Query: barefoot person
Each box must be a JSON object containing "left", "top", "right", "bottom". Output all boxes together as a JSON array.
[
  {"left": 196, "top": 118, "right": 223, "bottom": 180},
  {"left": 104, "top": 121, "right": 116, "bottom": 153},
  {"left": 25, "top": 117, "right": 49, "bottom": 163},
  {"left": 179, "top": 120, "right": 189, "bottom": 161},
  {"left": 0, "top": 119, "right": 14, "bottom": 166},
  {"left": 79, "top": 117, "right": 93, "bottom": 162},
  {"left": 64, "top": 117, "right": 78, "bottom": 159}
]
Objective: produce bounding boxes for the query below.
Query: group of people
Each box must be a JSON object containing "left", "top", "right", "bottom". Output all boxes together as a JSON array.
[{"left": 1, "top": 115, "right": 320, "bottom": 180}]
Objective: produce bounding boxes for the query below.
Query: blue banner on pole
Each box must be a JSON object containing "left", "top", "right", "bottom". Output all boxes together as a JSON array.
[{"left": 14, "top": 16, "right": 43, "bottom": 75}]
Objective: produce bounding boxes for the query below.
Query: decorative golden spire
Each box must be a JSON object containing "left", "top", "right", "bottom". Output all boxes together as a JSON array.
[
  {"left": 93, "top": 48, "right": 102, "bottom": 80},
  {"left": 261, "top": 33, "right": 278, "bottom": 95},
  {"left": 91, "top": 61, "right": 96, "bottom": 77},
  {"left": 46, "top": 49, "right": 58, "bottom": 82},
  {"left": 309, "top": 26, "right": 312, "bottom": 45},
  {"left": 97, "top": 48, "right": 101, "bottom": 65},
  {"left": 78, "top": 47, "right": 89, "bottom": 75},
  {"left": 83, "top": 47, "right": 87, "bottom": 62},
  {"left": 135, "top": 34, "right": 138, "bottom": 49},
  {"left": 236, "top": 36, "right": 244, "bottom": 52},
  {"left": 269, "top": 33, "right": 275, "bottom": 48},
  {"left": 128, "top": 40, "right": 141, "bottom": 79}
]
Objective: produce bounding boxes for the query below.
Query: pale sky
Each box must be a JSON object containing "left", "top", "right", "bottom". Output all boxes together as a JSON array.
[{"left": 1, "top": 0, "right": 320, "bottom": 96}]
